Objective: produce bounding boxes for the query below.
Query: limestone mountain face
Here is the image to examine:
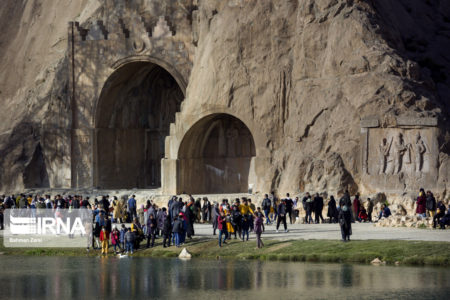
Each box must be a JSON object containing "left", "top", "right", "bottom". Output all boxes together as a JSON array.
[
  {"left": 185, "top": 0, "right": 450, "bottom": 198},
  {"left": 0, "top": 0, "right": 448, "bottom": 201}
]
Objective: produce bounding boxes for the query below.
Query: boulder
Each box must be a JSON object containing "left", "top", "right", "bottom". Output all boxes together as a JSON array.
[
  {"left": 371, "top": 258, "right": 382, "bottom": 264},
  {"left": 178, "top": 248, "right": 192, "bottom": 259}
]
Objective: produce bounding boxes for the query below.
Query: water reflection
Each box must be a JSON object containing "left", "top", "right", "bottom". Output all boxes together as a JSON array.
[{"left": 0, "top": 256, "right": 449, "bottom": 299}]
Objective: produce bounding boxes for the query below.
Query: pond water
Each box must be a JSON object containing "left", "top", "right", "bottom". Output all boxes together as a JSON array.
[{"left": 0, "top": 256, "right": 448, "bottom": 299}]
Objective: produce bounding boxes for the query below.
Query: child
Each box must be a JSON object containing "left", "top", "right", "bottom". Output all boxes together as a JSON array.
[
  {"left": 254, "top": 210, "right": 265, "bottom": 249},
  {"left": 99, "top": 226, "right": 109, "bottom": 255},
  {"left": 124, "top": 228, "right": 135, "bottom": 254},
  {"left": 119, "top": 224, "right": 126, "bottom": 252},
  {"left": 358, "top": 207, "right": 368, "bottom": 222},
  {"left": 111, "top": 227, "right": 120, "bottom": 254},
  {"left": 172, "top": 216, "right": 184, "bottom": 247}
]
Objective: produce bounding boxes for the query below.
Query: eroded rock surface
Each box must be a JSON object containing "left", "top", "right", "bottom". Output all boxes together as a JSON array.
[{"left": 0, "top": 0, "right": 448, "bottom": 203}]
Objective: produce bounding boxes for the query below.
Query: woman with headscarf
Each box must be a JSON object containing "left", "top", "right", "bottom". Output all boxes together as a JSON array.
[
  {"left": 416, "top": 188, "right": 427, "bottom": 218},
  {"left": 212, "top": 202, "right": 220, "bottom": 235},
  {"left": 338, "top": 195, "right": 352, "bottom": 242},
  {"left": 327, "top": 196, "right": 338, "bottom": 223}
]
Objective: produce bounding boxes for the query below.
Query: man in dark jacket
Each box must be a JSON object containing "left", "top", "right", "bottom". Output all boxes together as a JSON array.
[
  {"left": 262, "top": 194, "right": 272, "bottom": 225},
  {"left": 202, "top": 197, "right": 211, "bottom": 223},
  {"left": 162, "top": 217, "right": 172, "bottom": 247},
  {"left": 426, "top": 191, "right": 436, "bottom": 218},
  {"left": 313, "top": 193, "right": 324, "bottom": 224},
  {"left": 304, "top": 194, "right": 313, "bottom": 224},
  {"left": 276, "top": 199, "right": 288, "bottom": 233},
  {"left": 285, "top": 193, "right": 294, "bottom": 224},
  {"left": 231, "top": 200, "right": 242, "bottom": 239},
  {"left": 146, "top": 214, "right": 157, "bottom": 248},
  {"left": 101, "top": 196, "right": 109, "bottom": 213},
  {"left": 171, "top": 216, "right": 184, "bottom": 247},
  {"left": 367, "top": 198, "right": 374, "bottom": 222}
]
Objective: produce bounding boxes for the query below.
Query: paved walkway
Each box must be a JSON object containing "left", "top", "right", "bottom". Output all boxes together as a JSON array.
[{"left": 192, "top": 222, "right": 450, "bottom": 242}]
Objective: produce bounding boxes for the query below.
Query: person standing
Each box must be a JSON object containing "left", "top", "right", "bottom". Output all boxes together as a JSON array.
[
  {"left": 426, "top": 191, "right": 436, "bottom": 218},
  {"left": 276, "top": 199, "right": 288, "bottom": 233},
  {"left": 352, "top": 194, "right": 361, "bottom": 223},
  {"left": 171, "top": 216, "right": 183, "bottom": 247},
  {"left": 327, "top": 196, "right": 338, "bottom": 223},
  {"left": 146, "top": 214, "right": 157, "bottom": 248},
  {"left": 119, "top": 224, "right": 126, "bottom": 251},
  {"left": 367, "top": 198, "right": 374, "bottom": 222},
  {"left": 241, "top": 214, "right": 250, "bottom": 241},
  {"left": 262, "top": 194, "right": 272, "bottom": 225},
  {"left": 217, "top": 211, "right": 228, "bottom": 247},
  {"left": 127, "top": 195, "right": 137, "bottom": 221},
  {"left": 339, "top": 194, "right": 352, "bottom": 241},
  {"left": 111, "top": 227, "right": 120, "bottom": 254},
  {"left": 157, "top": 207, "right": 167, "bottom": 237},
  {"left": 186, "top": 197, "right": 196, "bottom": 239},
  {"left": 202, "top": 197, "right": 211, "bottom": 223},
  {"left": 162, "top": 216, "right": 172, "bottom": 247},
  {"left": 124, "top": 228, "right": 135, "bottom": 254},
  {"left": 212, "top": 202, "right": 220, "bottom": 235},
  {"left": 270, "top": 192, "right": 278, "bottom": 223},
  {"left": 99, "top": 226, "right": 110, "bottom": 255},
  {"left": 313, "top": 193, "right": 324, "bottom": 224},
  {"left": 254, "top": 212, "right": 265, "bottom": 248},
  {"left": 338, "top": 205, "right": 352, "bottom": 242},
  {"left": 285, "top": 193, "right": 294, "bottom": 224},
  {"left": 112, "top": 196, "right": 122, "bottom": 224},
  {"left": 416, "top": 188, "right": 427, "bottom": 218},
  {"left": 305, "top": 195, "right": 313, "bottom": 224}
]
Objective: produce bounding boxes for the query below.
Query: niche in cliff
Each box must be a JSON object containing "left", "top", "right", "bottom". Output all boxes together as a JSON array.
[{"left": 23, "top": 143, "right": 49, "bottom": 188}]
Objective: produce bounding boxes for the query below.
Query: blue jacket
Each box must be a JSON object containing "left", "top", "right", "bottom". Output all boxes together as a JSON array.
[
  {"left": 128, "top": 198, "right": 136, "bottom": 209},
  {"left": 119, "top": 229, "right": 126, "bottom": 243}
]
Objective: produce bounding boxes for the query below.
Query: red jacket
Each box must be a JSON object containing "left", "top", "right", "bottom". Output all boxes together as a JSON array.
[
  {"left": 217, "top": 215, "right": 225, "bottom": 230},
  {"left": 111, "top": 231, "right": 119, "bottom": 245},
  {"left": 100, "top": 230, "right": 109, "bottom": 241},
  {"left": 416, "top": 196, "right": 426, "bottom": 214}
]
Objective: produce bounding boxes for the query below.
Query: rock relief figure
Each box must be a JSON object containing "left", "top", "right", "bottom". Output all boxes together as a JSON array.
[
  {"left": 414, "top": 132, "right": 427, "bottom": 173},
  {"left": 393, "top": 132, "right": 408, "bottom": 174},
  {"left": 378, "top": 137, "right": 392, "bottom": 174}
]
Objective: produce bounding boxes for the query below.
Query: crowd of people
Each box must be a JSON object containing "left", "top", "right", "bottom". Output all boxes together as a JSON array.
[{"left": 0, "top": 188, "right": 449, "bottom": 253}]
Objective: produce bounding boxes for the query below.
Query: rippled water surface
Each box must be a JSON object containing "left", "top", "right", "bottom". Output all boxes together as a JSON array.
[{"left": 0, "top": 256, "right": 449, "bottom": 299}]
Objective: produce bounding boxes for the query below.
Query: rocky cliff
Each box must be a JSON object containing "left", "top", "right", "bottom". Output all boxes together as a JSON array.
[{"left": 0, "top": 0, "right": 449, "bottom": 204}]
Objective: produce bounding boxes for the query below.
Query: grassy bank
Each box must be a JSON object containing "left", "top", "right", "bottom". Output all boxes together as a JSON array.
[{"left": 1, "top": 236, "right": 449, "bottom": 266}]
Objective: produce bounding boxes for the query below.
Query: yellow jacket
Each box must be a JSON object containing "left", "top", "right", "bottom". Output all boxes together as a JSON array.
[{"left": 239, "top": 204, "right": 254, "bottom": 215}]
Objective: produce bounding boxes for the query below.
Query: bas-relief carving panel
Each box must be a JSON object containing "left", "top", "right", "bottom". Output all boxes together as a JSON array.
[{"left": 365, "top": 128, "right": 438, "bottom": 191}]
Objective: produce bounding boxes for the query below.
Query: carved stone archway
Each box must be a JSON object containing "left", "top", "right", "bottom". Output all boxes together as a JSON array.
[
  {"left": 68, "top": 10, "right": 194, "bottom": 188},
  {"left": 93, "top": 60, "right": 184, "bottom": 189},
  {"left": 176, "top": 114, "right": 257, "bottom": 194}
]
